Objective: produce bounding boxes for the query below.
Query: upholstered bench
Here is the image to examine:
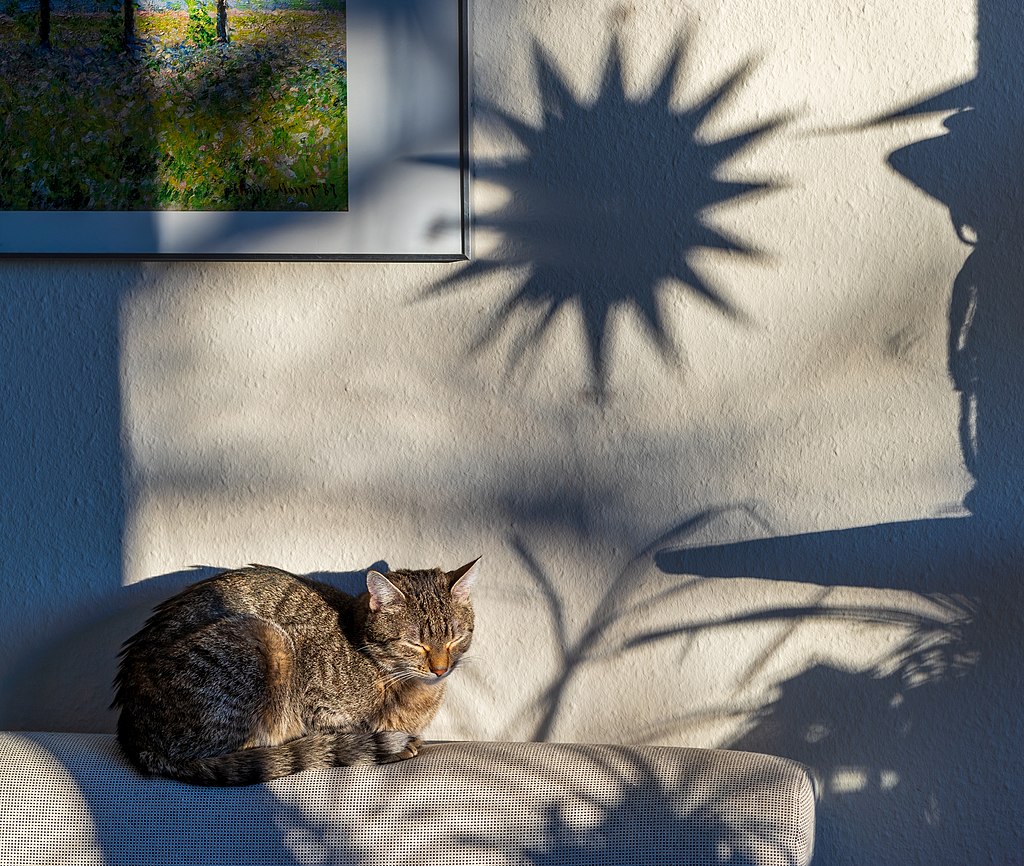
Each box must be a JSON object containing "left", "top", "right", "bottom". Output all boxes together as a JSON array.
[{"left": 0, "top": 732, "right": 815, "bottom": 865}]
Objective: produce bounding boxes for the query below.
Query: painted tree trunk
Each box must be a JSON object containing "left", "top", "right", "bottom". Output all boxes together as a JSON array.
[
  {"left": 38, "top": 0, "right": 50, "bottom": 49},
  {"left": 216, "top": 0, "right": 228, "bottom": 43},
  {"left": 123, "top": 0, "right": 135, "bottom": 49}
]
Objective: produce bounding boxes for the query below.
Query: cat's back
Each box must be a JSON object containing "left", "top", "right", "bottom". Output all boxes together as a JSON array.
[{"left": 122, "top": 564, "right": 351, "bottom": 651}]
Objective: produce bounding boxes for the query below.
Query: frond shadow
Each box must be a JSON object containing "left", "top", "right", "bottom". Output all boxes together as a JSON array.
[
  {"left": 367, "top": 742, "right": 813, "bottom": 866},
  {"left": 505, "top": 502, "right": 773, "bottom": 742}
]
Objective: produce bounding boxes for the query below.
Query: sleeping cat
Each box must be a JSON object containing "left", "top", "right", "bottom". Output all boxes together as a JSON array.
[{"left": 113, "top": 559, "right": 480, "bottom": 786}]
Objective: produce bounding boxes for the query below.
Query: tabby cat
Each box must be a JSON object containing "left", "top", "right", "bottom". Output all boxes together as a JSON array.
[{"left": 113, "top": 559, "right": 480, "bottom": 786}]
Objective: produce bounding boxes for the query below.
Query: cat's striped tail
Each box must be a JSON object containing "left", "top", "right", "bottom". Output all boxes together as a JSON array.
[{"left": 127, "top": 730, "right": 416, "bottom": 786}]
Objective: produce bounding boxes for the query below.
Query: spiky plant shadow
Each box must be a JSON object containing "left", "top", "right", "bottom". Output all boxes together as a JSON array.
[{"left": 428, "top": 28, "right": 784, "bottom": 398}]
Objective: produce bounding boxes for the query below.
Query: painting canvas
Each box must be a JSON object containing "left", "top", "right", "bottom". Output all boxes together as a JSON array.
[
  {"left": 0, "top": 0, "right": 468, "bottom": 258},
  {"left": 1, "top": 0, "right": 348, "bottom": 213}
]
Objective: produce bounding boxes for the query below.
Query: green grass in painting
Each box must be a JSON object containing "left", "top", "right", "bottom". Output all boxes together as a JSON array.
[{"left": 0, "top": 9, "right": 347, "bottom": 211}]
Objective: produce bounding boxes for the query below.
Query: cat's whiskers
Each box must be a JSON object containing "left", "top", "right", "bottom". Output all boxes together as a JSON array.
[{"left": 380, "top": 670, "right": 426, "bottom": 690}]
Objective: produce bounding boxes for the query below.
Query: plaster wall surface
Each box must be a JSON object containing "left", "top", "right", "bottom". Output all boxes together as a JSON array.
[{"left": 2, "top": 1, "right": 1022, "bottom": 864}]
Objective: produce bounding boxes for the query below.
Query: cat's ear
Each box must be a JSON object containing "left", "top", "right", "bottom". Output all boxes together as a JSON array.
[
  {"left": 367, "top": 570, "right": 406, "bottom": 612},
  {"left": 448, "top": 557, "right": 481, "bottom": 604}
]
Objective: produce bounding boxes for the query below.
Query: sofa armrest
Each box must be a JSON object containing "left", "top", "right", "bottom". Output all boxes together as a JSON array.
[{"left": 0, "top": 731, "right": 814, "bottom": 866}]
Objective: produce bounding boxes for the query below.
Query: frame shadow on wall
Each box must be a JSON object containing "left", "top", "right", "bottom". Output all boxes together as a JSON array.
[
  {"left": 655, "top": 1, "right": 1024, "bottom": 861},
  {"left": 0, "top": 271, "right": 135, "bottom": 731}
]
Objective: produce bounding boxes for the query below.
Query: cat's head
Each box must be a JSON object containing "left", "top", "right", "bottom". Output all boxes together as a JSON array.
[{"left": 363, "top": 558, "right": 480, "bottom": 683}]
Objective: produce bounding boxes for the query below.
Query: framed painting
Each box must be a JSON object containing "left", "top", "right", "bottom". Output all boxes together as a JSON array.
[{"left": 0, "top": 0, "right": 469, "bottom": 260}]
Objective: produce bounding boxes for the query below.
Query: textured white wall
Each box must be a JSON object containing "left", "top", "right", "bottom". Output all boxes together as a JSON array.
[{"left": 3, "top": 1, "right": 1022, "bottom": 863}]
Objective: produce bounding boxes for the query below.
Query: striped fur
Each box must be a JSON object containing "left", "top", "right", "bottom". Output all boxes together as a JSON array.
[{"left": 113, "top": 561, "right": 479, "bottom": 786}]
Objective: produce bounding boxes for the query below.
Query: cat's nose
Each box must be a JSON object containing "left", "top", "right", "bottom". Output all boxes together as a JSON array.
[{"left": 430, "top": 665, "right": 448, "bottom": 677}]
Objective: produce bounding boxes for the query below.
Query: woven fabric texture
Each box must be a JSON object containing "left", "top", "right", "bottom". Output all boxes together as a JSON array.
[{"left": 0, "top": 732, "right": 814, "bottom": 866}]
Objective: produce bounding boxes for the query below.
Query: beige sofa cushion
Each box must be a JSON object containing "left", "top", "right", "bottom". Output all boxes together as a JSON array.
[{"left": 0, "top": 732, "right": 814, "bottom": 865}]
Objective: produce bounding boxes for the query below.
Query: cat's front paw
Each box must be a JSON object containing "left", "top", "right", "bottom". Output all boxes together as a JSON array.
[{"left": 373, "top": 731, "right": 422, "bottom": 764}]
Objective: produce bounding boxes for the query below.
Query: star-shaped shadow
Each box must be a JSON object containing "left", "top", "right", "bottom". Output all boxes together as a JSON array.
[{"left": 427, "top": 28, "right": 784, "bottom": 397}]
